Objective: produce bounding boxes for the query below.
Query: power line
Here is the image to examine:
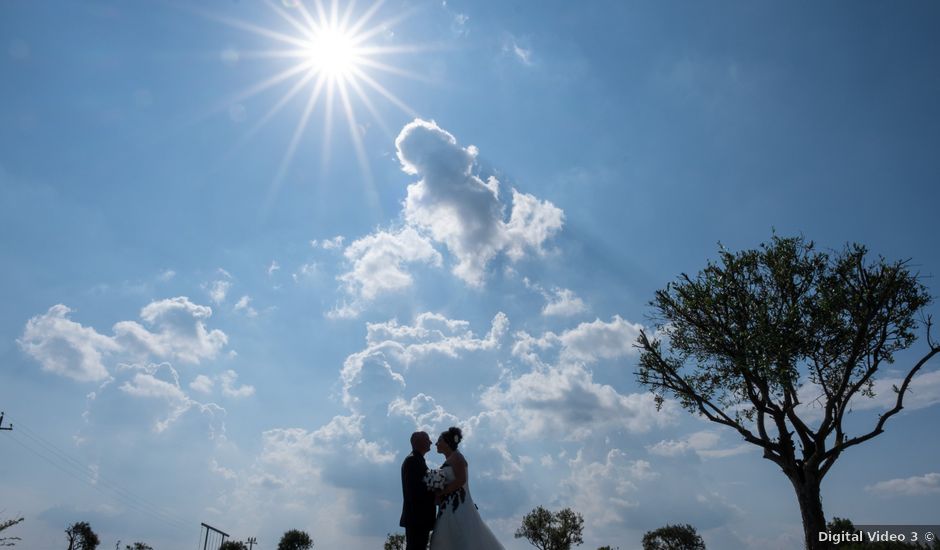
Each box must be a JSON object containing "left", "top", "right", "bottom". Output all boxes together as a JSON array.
[
  {"left": 2, "top": 415, "right": 193, "bottom": 535},
  {"left": 5, "top": 430, "right": 191, "bottom": 535},
  {"left": 14, "top": 425, "right": 192, "bottom": 534}
]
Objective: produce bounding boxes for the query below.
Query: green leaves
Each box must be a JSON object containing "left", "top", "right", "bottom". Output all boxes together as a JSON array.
[
  {"left": 514, "top": 506, "right": 585, "bottom": 550},
  {"left": 637, "top": 234, "right": 931, "bottom": 419}
]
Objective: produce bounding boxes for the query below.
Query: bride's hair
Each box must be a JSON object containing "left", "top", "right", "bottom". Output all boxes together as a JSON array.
[{"left": 440, "top": 426, "right": 463, "bottom": 450}]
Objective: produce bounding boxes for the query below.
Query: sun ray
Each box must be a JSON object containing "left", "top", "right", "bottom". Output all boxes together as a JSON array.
[
  {"left": 191, "top": 7, "right": 312, "bottom": 50},
  {"left": 264, "top": 0, "right": 316, "bottom": 41},
  {"left": 353, "top": 7, "right": 420, "bottom": 44},
  {"left": 339, "top": 0, "right": 359, "bottom": 29},
  {"left": 268, "top": 72, "right": 328, "bottom": 207},
  {"left": 239, "top": 67, "right": 320, "bottom": 148},
  {"left": 199, "top": 0, "right": 433, "bottom": 199},
  {"left": 346, "top": 0, "right": 386, "bottom": 37},
  {"left": 329, "top": 0, "right": 340, "bottom": 27},
  {"left": 355, "top": 57, "right": 438, "bottom": 83},
  {"left": 351, "top": 66, "right": 419, "bottom": 117},
  {"left": 346, "top": 73, "right": 393, "bottom": 140},
  {"left": 320, "top": 80, "right": 337, "bottom": 175},
  {"left": 337, "top": 78, "right": 380, "bottom": 214}
]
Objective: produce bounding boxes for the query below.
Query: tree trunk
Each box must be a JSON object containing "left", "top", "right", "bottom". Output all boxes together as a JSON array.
[{"left": 789, "top": 470, "right": 830, "bottom": 550}]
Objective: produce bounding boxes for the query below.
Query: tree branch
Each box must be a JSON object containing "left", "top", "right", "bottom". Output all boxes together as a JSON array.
[{"left": 822, "top": 345, "right": 940, "bottom": 462}]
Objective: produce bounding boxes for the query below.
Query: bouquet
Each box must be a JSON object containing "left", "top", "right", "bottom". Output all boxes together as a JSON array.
[{"left": 423, "top": 468, "right": 446, "bottom": 492}]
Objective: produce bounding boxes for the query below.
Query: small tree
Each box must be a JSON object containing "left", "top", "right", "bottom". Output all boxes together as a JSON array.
[
  {"left": 65, "top": 521, "right": 100, "bottom": 550},
  {"left": 0, "top": 516, "right": 24, "bottom": 547},
  {"left": 277, "top": 529, "right": 313, "bottom": 550},
  {"left": 641, "top": 524, "right": 706, "bottom": 550},
  {"left": 219, "top": 541, "right": 248, "bottom": 550},
  {"left": 597, "top": 546, "right": 620, "bottom": 550},
  {"left": 124, "top": 543, "right": 154, "bottom": 550},
  {"left": 636, "top": 236, "right": 939, "bottom": 550},
  {"left": 384, "top": 533, "right": 405, "bottom": 550},
  {"left": 514, "top": 506, "right": 584, "bottom": 550}
]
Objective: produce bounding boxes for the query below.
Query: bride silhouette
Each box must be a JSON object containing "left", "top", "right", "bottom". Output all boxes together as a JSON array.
[{"left": 428, "top": 427, "right": 505, "bottom": 550}]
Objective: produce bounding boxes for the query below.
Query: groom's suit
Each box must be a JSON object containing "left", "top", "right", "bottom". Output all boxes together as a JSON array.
[{"left": 400, "top": 451, "right": 436, "bottom": 550}]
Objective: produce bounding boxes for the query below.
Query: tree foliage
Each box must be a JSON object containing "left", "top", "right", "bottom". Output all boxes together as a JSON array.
[
  {"left": 124, "top": 543, "right": 154, "bottom": 550},
  {"left": 635, "top": 235, "right": 939, "bottom": 550},
  {"left": 65, "top": 521, "right": 100, "bottom": 550},
  {"left": 219, "top": 541, "right": 248, "bottom": 550},
  {"left": 641, "top": 524, "right": 706, "bottom": 550},
  {"left": 514, "top": 506, "right": 585, "bottom": 550},
  {"left": 277, "top": 529, "right": 313, "bottom": 550},
  {"left": 384, "top": 533, "right": 405, "bottom": 550}
]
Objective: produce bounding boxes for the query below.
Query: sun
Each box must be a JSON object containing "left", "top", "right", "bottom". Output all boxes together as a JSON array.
[
  {"left": 196, "top": 0, "right": 430, "bottom": 210},
  {"left": 305, "top": 25, "right": 359, "bottom": 78}
]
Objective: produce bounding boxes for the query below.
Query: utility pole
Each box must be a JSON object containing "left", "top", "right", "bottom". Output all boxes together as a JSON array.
[
  {"left": 0, "top": 412, "right": 12, "bottom": 431},
  {"left": 247, "top": 536, "right": 257, "bottom": 550}
]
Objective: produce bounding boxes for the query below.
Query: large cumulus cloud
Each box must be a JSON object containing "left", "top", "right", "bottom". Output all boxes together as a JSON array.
[
  {"left": 334, "top": 120, "right": 565, "bottom": 314},
  {"left": 397, "top": 119, "right": 564, "bottom": 285}
]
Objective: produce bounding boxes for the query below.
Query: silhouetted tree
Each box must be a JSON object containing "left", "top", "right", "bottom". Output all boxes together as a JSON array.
[
  {"left": 277, "top": 529, "right": 313, "bottom": 550},
  {"left": 597, "top": 546, "right": 619, "bottom": 550},
  {"left": 641, "top": 524, "right": 705, "bottom": 550},
  {"left": 384, "top": 532, "right": 405, "bottom": 550},
  {"left": 0, "top": 516, "right": 24, "bottom": 547},
  {"left": 219, "top": 541, "right": 248, "bottom": 550},
  {"left": 124, "top": 543, "right": 154, "bottom": 550},
  {"left": 636, "top": 235, "right": 939, "bottom": 550},
  {"left": 514, "top": 506, "right": 584, "bottom": 550},
  {"left": 65, "top": 521, "right": 100, "bottom": 550}
]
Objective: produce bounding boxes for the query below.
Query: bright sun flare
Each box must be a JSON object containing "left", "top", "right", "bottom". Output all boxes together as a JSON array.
[
  {"left": 200, "top": 0, "right": 428, "bottom": 208},
  {"left": 305, "top": 26, "right": 359, "bottom": 77}
]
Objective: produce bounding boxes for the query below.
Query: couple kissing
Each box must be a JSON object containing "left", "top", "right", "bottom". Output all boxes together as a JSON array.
[{"left": 399, "top": 427, "right": 505, "bottom": 550}]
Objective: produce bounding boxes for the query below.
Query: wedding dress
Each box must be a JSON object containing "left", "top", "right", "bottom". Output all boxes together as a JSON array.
[{"left": 428, "top": 460, "right": 505, "bottom": 550}]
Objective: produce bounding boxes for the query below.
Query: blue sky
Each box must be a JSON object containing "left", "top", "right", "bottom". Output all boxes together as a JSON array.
[{"left": 2, "top": 1, "right": 940, "bottom": 548}]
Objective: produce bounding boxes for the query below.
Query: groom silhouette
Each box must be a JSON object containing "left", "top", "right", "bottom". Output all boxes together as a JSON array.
[{"left": 400, "top": 431, "right": 436, "bottom": 550}]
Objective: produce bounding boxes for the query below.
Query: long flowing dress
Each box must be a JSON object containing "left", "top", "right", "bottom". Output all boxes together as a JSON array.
[{"left": 429, "top": 459, "right": 505, "bottom": 550}]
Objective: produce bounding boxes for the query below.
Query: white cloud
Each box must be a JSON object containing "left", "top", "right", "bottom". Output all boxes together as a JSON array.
[
  {"left": 481, "top": 361, "right": 677, "bottom": 440},
  {"left": 119, "top": 366, "right": 194, "bottom": 432},
  {"left": 220, "top": 369, "right": 255, "bottom": 398},
  {"left": 867, "top": 473, "right": 940, "bottom": 496},
  {"left": 113, "top": 297, "right": 228, "bottom": 365},
  {"left": 205, "top": 270, "right": 233, "bottom": 304},
  {"left": 234, "top": 295, "right": 258, "bottom": 317},
  {"left": 563, "top": 449, "right": 655, "bottom": 527},
  {"left": 190, "top": 374, "right": 214, "bottom": 394},
  {"left": 543, "top": 288, "right": 587, "bottom": 317},
  {"left": 452, "top": 13, "right": 470, "bottom": 35},
  {"left": 558, "top": 315, "right": 643, "bottom": 363},
  {"left": 395, "top": 119, "right": 564, "bottom": 287},
  {"left": 502, "top": 36, "right": 533, "bottom": 66},
  {"left": 319, "top": 235, "right": 345, "bottom": 250},
  {"left": 364, "top": 311, "right": 508, "bottom": 365},
  {"left": 21, "top": 297, "right": 229, "bottom": 388},
  {"left": 292, "top": 262, "right": 319, "bottom": 284},
  {"left": 647, "top": 430, "right": 754, "bottom": 459},
  {"left": 209, "top": 459, "right": 237, "bottom": 480},
  {"left": 524, "top": 279, "right": 588, "bottom": 317},
  {"left": 157, "top": 269, "right": 176, "bottom": 282},
  {"left": 337, "top": 227, "right": 442, "bottom": 304},
  {"left": 388, "top": 393, "right": 461, "bottom": 431},
  {"left": 267, "top": 261, "right": 280, "bottom": 276},
  {"left": 18, "top": 305, "right": 119, "bottom": 382},
  {"left": 509, "top": 316, "right": 642, "bottom": 367}
]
